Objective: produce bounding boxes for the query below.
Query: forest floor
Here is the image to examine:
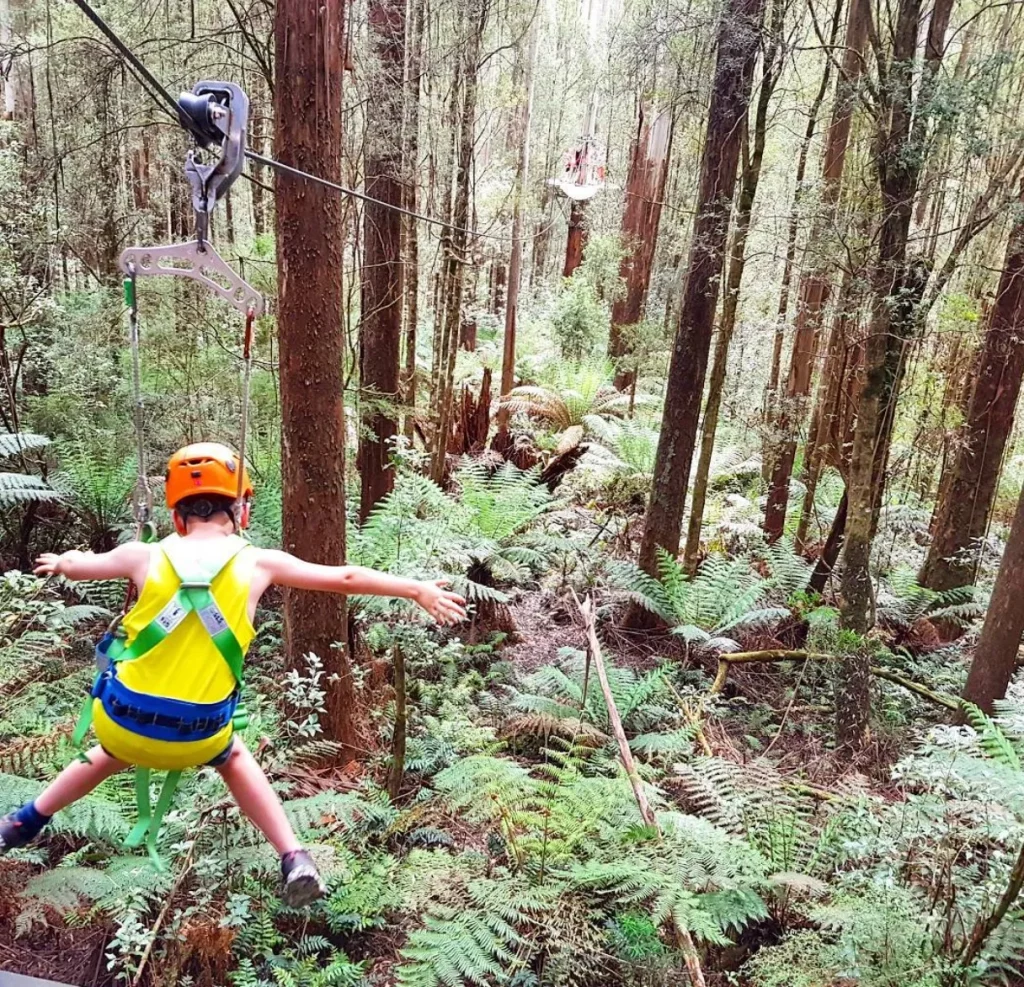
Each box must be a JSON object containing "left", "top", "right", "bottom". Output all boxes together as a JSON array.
[{"left": 0, "top": 566, "right": 976, "bottom": 985}]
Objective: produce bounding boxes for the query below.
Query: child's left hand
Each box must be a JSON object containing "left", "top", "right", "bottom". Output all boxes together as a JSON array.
[{"left": 414, "top": 580, "right": 467, "bottom": 625}]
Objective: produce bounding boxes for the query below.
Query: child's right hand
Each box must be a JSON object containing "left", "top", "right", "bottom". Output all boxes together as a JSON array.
[
  {"left": 414, "top": 580, "right": 467, "bottom": 625},
  {"left": 34, "top": 551, "right": 79, "bottom": 577}
]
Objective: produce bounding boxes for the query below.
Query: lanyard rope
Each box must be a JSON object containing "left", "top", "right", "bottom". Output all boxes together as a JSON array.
[
  {"left": 236, "top": 307, "right": 255, "bottom": 514},
  {"left": 126, "top": 264, "right": 153, "bottom": 536}
]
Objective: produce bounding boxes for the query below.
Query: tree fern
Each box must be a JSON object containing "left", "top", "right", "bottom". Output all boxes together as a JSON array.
[
  {"left": 0, "top": 431, "right": 50, "bottom": 458},
  {"left": 0, "top": 470, "right": 61, "bottom": 505},
  {"left": 607, "top": 549, "right": 789, "bottom": 648}
]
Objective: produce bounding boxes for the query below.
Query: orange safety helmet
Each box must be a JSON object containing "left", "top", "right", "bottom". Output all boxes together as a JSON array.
[{"left": 165, "top": 442, "right": 253, "bottom": 515}]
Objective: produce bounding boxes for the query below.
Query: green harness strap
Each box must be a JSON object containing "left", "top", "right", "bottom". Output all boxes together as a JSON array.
[{"left": 75, "top": 535, "right": 251, "bottom": 868}]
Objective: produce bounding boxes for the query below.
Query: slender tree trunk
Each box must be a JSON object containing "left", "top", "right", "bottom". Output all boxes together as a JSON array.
[
  {"left": 494, "top": 26, "right": 537, "bottom": 448},
  {"left": 963, "top": 482, "right": 1024, "bottom": 712},
  {"left": 795, "top": 266, "right": 862, "bottom": 550},
  {"left": 607, "top": 103, "right": 674, "bottom": 391},
  {"left": 919, "top": 204, "right": 1024, "bottom": 591},
  {"left": 763, "top": 0, "right": 844, "bottom": 434},
  {"left": 631, "top": 0, "right": 766, "bottom": 597},
  {"left": 531, "top": 182, "right": 554, "bottom": 286},
  {"left": 762, "top": 0, "right": 869, "bottom": 540},
  {"left": 684, "top": 0, "right": 784, "bottom": 569},
  {"left": 274, "top": 0, "right": 356, "bottom": 751},
  {"left": 402, "top": 0, "right": 424, "bottom": 442},
  {"left": 431, "top": 0, "right": 486, "bottom": 482},
  {"left": 563, "top": 199, "right": 588, "bottom": 278},
  {"left": 388, "top": 644, "right": 407, "bottom": 799},
  {"left": 837, "top": 0, "right": 954, "bottom": 746},
  {"left": 359, "top": 0, "right": 406, "bottom": 520}
]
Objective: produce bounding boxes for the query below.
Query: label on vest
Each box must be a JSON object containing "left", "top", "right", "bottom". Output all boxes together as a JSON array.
[
  {"left": 198, "top": 603, "right": 230, "bottom": 638},
  {"left": 155, "top": 600, "right": 189, "bottom": 634}
]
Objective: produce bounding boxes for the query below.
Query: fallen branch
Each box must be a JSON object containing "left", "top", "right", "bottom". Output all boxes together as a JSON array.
[
  {"left": 574, "top": 591, "right": 707, "bottom": 987},
  {"left": 574, "top": 591, "right": 660, "bottom": 831},
  {"left": 869, "top": 666, "right": 961, "bottom": 712},
  {"left": 708, "top": 650, "right": 961, "bottom": 712},
  {"left": 709, "top": 650, "right": 830, "bottom": 695}
]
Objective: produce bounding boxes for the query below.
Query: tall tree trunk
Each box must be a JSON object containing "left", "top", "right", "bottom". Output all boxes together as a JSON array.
[
  {"left": 359, "top": 0, "right": 406, "bottom": 520},
  {"left": 631, "top": 0, "right": 766, "bottom": 597},
  {"left": 762, "top": 0, "right": 869, "bottom": 541},
  {"left": 431, "top": 0, "right": 486, "bottom": 483},
  {"left": 920, "top": 202, "right": 1024, "bottom": 591},
  {"left": 607, "top": 103, "right": 674, "bottom": 391},
  {"left": 837, "top": 0, "right": 954, "bottom": 746},
  {"left": 794, "top": 263, "right": 864, "bottom": 550},
  {"left": 562, "top": 199, "right": 588, "bottom": 278},
  {"left": 0, "top": 0, "right": 27, "bottom": 122},
  {"left": 274, "top": 0, "right": 356, "bottom": 751},
  {"left": 963, "top": 481, "right": 1024, "bottom": 713},
  {"left": 494, "top": 26, "right": 537, "bottom": 449},
  {"left": 531, "top": 182, "right": 554, "bottom": 286},
  {"left": 684, "top": 0, "right": 785, "bottom": 570},
  {"left": 401, "top": 0, "right": 424, "bottom": 441},
  {"left": 763, "top": 0, "right": 844, "bottom": 431}
]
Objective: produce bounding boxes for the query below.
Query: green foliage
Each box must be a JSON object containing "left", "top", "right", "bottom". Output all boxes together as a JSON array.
[
  {"left": 607, "top": 548, "right": 790, "bottom": 650},
  {"left": 746, "top": 887, "right": 945, "bottom": 987},
  {"left": 877, "top": 566, "right": 985, "bottom": 639},
  {"left": 502, "top": 360, "right": 634, "bottom": 450},
  {"left": 351, "top": 463, "right": 557, "bottom": 613},
  {"left": 51, "top": 439, "right": 136, "bottom": 549},
  {"left": 506, "top": 648, "right": 677, "bottom": 741},
  {"left": 551, "top": 277, "right": 608, "bottom": 362}
]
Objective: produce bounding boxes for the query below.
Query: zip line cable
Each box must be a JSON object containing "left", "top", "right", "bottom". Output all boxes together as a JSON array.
[{"left": 69, "top": 0, "right": 553, "bottom": 245}]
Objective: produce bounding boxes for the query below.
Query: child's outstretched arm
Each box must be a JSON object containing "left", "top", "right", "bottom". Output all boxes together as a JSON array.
[
  {"left": 258, "top": 551, "right": 467, "bottom": 626},
  {"left": 34, "top": 543, "right": 151, "bottom": 586}
]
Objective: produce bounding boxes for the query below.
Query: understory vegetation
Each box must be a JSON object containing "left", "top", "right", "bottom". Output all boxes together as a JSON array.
[{"left": 4, "top": 0, "right": 1024, "bottom": 980}]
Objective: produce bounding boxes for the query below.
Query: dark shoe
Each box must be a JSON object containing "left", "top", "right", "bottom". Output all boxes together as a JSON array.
[
  {"left": 281, "top": 849, "right": 326, "bottom": 907},
  {"left": 0, "top": 805, "right": 48, "bottom": 852}
]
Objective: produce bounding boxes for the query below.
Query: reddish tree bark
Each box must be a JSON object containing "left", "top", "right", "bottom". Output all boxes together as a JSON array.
[
  {"left": 607, "top": 103, "right": 674, "bottom": 391},
  {"left": 563, "top": 199, "right": 588, "bottom": 278},
  {"left": 632, "top": 0, "right": 766, "bottom": 590},
  {"left": 359, "top": 0, "right": 405, "bottom": 521},
  {"left": 920, "top": 204, "right": 1024, "bottom": 591},
  {"left": 432, "top": 0, "right": 487, "bottom": 483},
  {"left": 401, "top": 0, "right": 424, "bottom": 441},
  {"left": 684, "top": 0, "right": 787, "bottom": 570},
  {"left": 963, "top": 481, "right": 1024, "bottom": 712},
  {"left": 762, "top": 0, "right": 869, "bottom": 541},
  {"left": 274, "top": 0, "right": 357, "bottom": 750}
]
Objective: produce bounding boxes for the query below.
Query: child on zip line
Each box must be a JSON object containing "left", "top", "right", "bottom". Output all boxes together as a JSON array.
[{"left": 0, "top": 442, "right": 467, "bottom": 906}]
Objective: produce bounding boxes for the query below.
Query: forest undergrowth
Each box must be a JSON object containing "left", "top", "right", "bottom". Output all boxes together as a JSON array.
[{"left": 0, "top": 452, "right": 1020, "bottom": 987}]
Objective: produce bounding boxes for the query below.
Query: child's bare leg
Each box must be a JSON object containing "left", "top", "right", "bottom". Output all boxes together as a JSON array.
[
  {"left": 35, "top": 745, "right": 128, "bottom": 815},
  {"left": 1, "top": 745, "right": 127, "bottom": 851},
  {"left": 216, "top": 739, "right": 301, "bottom": 855}
]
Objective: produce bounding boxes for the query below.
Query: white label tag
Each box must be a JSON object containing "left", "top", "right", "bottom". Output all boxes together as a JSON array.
[
  {"left": 198, "top": 603, "right": 229, "bottom": 638},
  {"left": 155, "top": 601, "right": 188, "bottom": 634}
]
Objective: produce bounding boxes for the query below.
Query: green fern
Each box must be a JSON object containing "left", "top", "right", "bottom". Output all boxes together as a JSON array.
[
  {"left": 0, "top": 471, "right": 61, "bottom": 505},
  {"left": 396, "top": 905, "right": 524, "bottom": 987},
  {"left": 0, "top": 431, "right": 50, "bottom": 458},
  {"left": 607, "top": 549, "right": 789, "bottom": 648},
  {"left": 961, "top": 703, "right": 1021, "bottom": 769}
]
